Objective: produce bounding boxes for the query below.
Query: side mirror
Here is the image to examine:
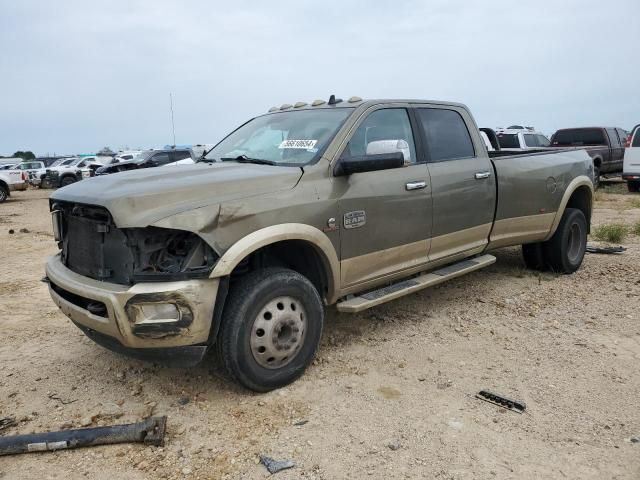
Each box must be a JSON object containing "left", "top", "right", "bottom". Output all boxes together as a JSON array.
[
  {"left": 365, "top": 139, "right": 411, "bottom": 163},
  {"left": 334, "top": 152, "right": 405, "bottom": 176}
]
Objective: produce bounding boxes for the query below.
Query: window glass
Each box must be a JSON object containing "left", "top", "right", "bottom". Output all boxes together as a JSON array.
[
  {"left": 173, "top": 151, "right": 191, "bottom": 161},
  {"left": 606, "top": 128, "right": 620, "bottom": 147},
  {"left": 496, "top": 134, "right": 519, "bottom": 148},
  {"left": 204, "top": 109, "right": 352, "bottom": 166},
  {"left": 633, "top": 129, "right": 640, "bottom": 147},
  {"left": 537, "top": 135, "right": 550, "bottom": 147},
  {"left": 417, "top": 108, "right": 475, "bottom": 161},
  {"left": 552, "top": 129, "right": 606, "bottom": 146},
  {"left": 616, "top": 129, "right": 628, "bottom": 145},
  {"left": 523, "top": 134, "right": 539, "bottom": 147},
  {"left": 344, "top": 108, "right": 416, "bottom": 163},
  {"left": 151, "top": 152, "right": 171, "bottom": 165}
]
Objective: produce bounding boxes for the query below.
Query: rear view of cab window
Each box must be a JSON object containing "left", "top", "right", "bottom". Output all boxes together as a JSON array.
[
  {"left": 553, "top": 129, "right": 606, "bottom": 146},
  {"left": 497, "top": 134, "right": 519, "bottom": 148}
]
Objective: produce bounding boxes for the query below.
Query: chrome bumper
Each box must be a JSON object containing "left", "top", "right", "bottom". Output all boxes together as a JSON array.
[{"left": 45, "top": 254, "right": 219, "bottom": 350}]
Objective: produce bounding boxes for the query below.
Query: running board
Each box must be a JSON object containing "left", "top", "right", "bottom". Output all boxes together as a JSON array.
[{"left": 336, "top": 254, "right": 496, "bottom": 313}]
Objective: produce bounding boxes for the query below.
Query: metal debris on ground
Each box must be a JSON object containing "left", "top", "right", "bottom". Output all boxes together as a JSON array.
[
  {"left": 585, "top": 245, "right": 626, "bottom": 255},
  {"left": 476, "top": 390, "right": 526, "bottom": 414},
  {"left": 259, "top": 455, "right": 295, "bottom": 474},
  {"left": 0, "top": 416, "right": 167, "bottom": 456},
  {"left": 0, "top": 417, "right": 17, "bottom": 433},
  {"left": 293, "top": 420, "right": 308, "bottom": 426}
]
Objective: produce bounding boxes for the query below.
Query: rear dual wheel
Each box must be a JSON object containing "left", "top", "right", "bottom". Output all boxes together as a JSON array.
[
  {"left": 522, "top": 208, "right": 587, "bottom": 274},
  {"left": 216, "top": 267, "right": 324, "bottom": 392}
]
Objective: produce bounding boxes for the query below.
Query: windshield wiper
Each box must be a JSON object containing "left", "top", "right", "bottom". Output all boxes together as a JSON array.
[{"left": 220, "top": 155, "right": 276, "bottom": 166}]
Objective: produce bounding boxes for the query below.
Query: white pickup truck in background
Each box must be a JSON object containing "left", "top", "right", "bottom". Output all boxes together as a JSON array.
[
  {"left": 0, "top": 168, "right": 28, "bottom": 202},
  {"left": 496, "top": 126, "right": 551, "bottom": 151},
  {"left": 623, "top": 124, "right": 640, "bottom": 192}
]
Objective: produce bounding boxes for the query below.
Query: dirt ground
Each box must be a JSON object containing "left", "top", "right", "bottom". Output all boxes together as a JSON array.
[{"left": 1, "top": 182, "right": 639, "bottom": 480}]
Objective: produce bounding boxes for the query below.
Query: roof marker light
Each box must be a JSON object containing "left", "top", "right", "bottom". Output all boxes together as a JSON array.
[
  {"left": 348, "top": 96, "right": 362, "bottom": 103},
  {"left": 312, "top": 99, "right": 326, "bottom": 106},
  {"left": 280, "top": 104, "right": 293, "bottom": 110},
  {"left": 268, "top": 107, "right": 278, "bottom": 112},
  {"left": 294, "top": 101, "right": 308, "bottom": 108}
]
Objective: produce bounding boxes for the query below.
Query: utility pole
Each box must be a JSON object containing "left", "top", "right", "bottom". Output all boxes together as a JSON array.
[{"left": 169, "top": 93, "right": 176, "bottom": 147}]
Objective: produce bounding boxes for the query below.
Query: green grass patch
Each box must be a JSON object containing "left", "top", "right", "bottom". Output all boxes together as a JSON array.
[
  {"left": 592, "top": 224, "right": 628, "bottom": 243},
  {"left": 632, "top": 221, "right": 640, "bottom": 237}
]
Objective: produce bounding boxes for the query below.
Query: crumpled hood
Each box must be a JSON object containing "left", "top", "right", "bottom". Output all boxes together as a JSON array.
[{"left": 51, "top": 162, "right": 303, "bottom": 227}]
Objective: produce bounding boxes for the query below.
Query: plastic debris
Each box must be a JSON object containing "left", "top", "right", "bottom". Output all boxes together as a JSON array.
[
  {"left": 260, "top": 455, "right": 295, "bottom": 474},
  {"left": 585, "top": 245, "right": 626, "bottom": 255},
  {"left": 476, "top": 390, "right": 526, "bottom": 413}
]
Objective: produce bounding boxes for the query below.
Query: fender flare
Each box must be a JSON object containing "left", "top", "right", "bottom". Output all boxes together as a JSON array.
[
  {"left": 544, "top": 175, "right": 593, "bottom": 241},
  {"left": 210, "top": 223, "right": 340, "bottom": 303}
]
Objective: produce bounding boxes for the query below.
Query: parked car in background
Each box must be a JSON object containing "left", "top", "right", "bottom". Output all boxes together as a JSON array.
[
  {"left": 0, "top": 163, "right": 18, "bottom": 170},
  {"left": 94, "top": 148, "right": 195, "bottom": 176},
  {"left": 623, "top": 124, "right": 640, "bottom": 192},
  {"left": 495, "top": 127, "right": 550, "bottom": 151},
  {"left": 0, "top": 168, "right": 27, "bottom": 202},
  {"left": 549, "top": 127, "right": 626, "bottom": 188},
  {"left": 114, "top": 150, "right": 143, "bottom": 162},
  {"left": 15, "top": 160, "right": 47, "bottom": 186}
]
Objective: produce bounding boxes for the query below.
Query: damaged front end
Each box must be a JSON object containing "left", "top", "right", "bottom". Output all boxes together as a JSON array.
[
  {"left": 51, "top": 201, "right": 217, "bottom": 285},
  {"left": 47, "top": 200, "right": 221, "bottom": 351}
]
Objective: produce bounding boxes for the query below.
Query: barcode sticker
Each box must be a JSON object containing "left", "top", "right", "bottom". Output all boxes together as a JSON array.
[{"left": 278, "top": 140, "right": 318, "bottom": 149}]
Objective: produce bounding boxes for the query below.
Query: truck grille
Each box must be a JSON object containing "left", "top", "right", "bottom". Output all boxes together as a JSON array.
[{"left": 54, "top": 201, "right": 135, "bottom": 284}]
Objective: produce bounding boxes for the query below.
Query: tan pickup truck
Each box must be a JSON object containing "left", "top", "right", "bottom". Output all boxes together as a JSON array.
[{"left": 46, "top": 97, "right": 594, "bottom": 391}]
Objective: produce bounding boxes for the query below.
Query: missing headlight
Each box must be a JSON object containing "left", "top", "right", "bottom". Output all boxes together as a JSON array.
[{"left": 129, "top": 228, "right": 218, "bottom": 282}]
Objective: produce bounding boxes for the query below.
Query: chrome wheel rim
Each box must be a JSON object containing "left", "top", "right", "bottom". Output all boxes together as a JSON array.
[
  {"left": 567, "top": 222, "right": 583, "bottom": 263},
  {"left": 250, "top": 296, "right": 307, "bottom": 369}
]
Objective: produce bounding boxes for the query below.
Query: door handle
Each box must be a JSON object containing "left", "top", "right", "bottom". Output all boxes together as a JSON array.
[
  {"left": 475, "top": 171, "right": 492, "bottom": 180},
  {"left": 406, "top": 181, "right": 427, "bottom": 191}
]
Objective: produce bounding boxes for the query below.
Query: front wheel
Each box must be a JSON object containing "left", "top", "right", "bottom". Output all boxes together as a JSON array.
[
  {"left": 60, "top": 175, "right": 77, "bottom": 187},
  {"left": 0, "top": 185, "right": 8, "bottom": 203},
  {"left": 216, "top": 267, "right": 324, "bottom": 392},
  {"left": 593, "top": 165, "right": 600, "bottom": 190}
]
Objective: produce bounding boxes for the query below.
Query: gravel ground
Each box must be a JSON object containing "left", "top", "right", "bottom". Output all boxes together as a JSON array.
[{"left": 1, "top": 183, "right": 639, "bottom": 480}]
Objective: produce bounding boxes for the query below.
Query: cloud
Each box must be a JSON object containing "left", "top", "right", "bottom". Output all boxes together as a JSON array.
[{"left": 1, "top": 0, "right": 638, "bottom": 154}]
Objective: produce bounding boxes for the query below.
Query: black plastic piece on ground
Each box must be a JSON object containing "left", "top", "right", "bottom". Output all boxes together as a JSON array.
[
  {"left": 0, "top": 416, "right": 167, "bottom": 456},
  {"left": 476, "top": 390, "right": 526, "bottom": 413},
  {"left": 585, "top": 245, "right": 626, "bottom": 254},
  {"left": 72, "top": 321, "right": 207, "bottom": 367}
]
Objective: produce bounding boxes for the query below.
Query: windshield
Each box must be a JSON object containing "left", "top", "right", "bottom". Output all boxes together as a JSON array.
[{"left": 204, "top": 108, "right": 353, "bottom": 166}]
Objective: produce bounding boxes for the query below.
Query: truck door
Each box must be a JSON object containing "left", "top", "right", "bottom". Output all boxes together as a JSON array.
[
  {"left": 335, "top": 106, "right": 432, "bottom": 287},
  {"left": 414, "top": 106, "right": 496, "bottom": 262}
]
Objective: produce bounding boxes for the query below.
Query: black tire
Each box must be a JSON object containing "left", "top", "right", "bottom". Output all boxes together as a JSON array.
[
  {"left": 628, "top": 181, "right": 640, "bottom": 193},
  {"left": 522, "top": 242, "right": 546, "bottom": 271},
  {"left": 542, "top": 208, "right": 587, "bottom": 274},
  {"left": 216, "top": 267, "right": 324, "bottom": 392},
  {"left": 593, "top": 165, "right": 600, "bottom": 190},
  {"left": 0, "top": 185, "right": 8, "bottom": 203},
  {"left": 60, "top": 175, "right": 76, "bottom": 187}
]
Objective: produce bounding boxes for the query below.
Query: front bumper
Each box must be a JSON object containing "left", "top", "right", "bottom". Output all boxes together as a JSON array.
[
  {"left": 46, "top": 254, "right": 220, "bottom": 365},
  {"left": 9, "top": 181, "right": 27, "bottom": 191}
]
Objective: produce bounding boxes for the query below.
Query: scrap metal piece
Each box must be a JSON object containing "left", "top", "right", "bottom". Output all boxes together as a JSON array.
[
  {"left": 585, "top": 245, "right": 626, "bottom": 254},
  {"left": 0, "top": 416, "right": 166, "bottom": 456},
  {"left": 476, "top": 390, "right": 526, "bottom": 414},
  {"left": 259, "top": 455, "right": 295, "bottom": 474}
]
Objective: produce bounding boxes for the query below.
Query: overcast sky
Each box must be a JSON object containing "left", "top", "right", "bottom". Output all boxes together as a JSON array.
[{"left": 1, "top": 0, "right": 639, "bottom": 156}]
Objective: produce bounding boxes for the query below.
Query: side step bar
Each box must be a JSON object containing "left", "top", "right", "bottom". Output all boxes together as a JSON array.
[{"left": 336, "top": 254, "right": 496, "bottom": 313}]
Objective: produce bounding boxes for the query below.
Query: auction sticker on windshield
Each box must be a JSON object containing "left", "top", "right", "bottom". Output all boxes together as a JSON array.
[{"left": 279, "top": 139, "right": 318, "bottom": 149}]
